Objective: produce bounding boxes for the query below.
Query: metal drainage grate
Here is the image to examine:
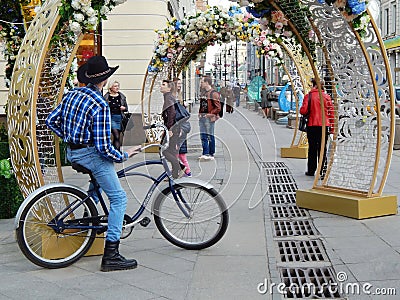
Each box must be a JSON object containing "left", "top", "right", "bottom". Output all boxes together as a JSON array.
[
  {"left": 273, "top": 220, "right": 319, "bottom": 237},
  {"left": 262, "top": 161, "right": 288, "bottom": 169},
  {"left": 269, "top": 193, "right": 296, "bottom": 205},
  {"left": 271, "top": 206, "right": 309, "bottom": 219},
  {"left": 279, "top": 267, "right": 341, "bottom": 298},
  {"left": 266, "top": 175, "right": 296, "bottom": 185},
  {"left": 265, "top": 168, "right": 290, "bottom": 177},
  {"left": 277, "top": 240, "right": 329, "bottom": 263},
  {"left": 268, "top": 184, "right": 298, "bottom": 194}
]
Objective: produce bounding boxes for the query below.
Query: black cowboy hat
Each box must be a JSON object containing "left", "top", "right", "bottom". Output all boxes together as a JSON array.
[{"left": 77, "top": 55, "right": 119, "bottom": 84}]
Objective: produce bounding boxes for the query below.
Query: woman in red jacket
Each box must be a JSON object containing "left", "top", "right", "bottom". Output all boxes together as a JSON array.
[{"left": 300, "top": 79, "right": 334, "bottom": 177}]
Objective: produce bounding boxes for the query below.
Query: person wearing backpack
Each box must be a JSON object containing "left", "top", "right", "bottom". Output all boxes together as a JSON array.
[
  {"left": 161, "top": 79, "right": 182, "bottom": 178},
  {"left": 198, "top": 76, "right": 221, "bottom": 161},
  {"left": 173, "top": 77, "right": 192, "bottom": 177}
]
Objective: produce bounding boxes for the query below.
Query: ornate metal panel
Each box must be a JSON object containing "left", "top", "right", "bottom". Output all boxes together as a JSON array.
[
  {"left": 7, "top": 0, "right": 81, "bottom": 197},
  {"left": 303, "top": 0, "right": 394, "bottom": 195},
  {"left": 281, "top": 42, "right": 313, "bottom": 148}
]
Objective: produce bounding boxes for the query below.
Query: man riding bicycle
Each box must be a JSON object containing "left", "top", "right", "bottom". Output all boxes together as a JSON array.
[{"left": 46, "top": 55, "right": 140, "bottom": 272}]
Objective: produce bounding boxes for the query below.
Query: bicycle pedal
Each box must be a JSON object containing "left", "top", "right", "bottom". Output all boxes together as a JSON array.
[
  {"left": 140, "top": 217, "right": 151, "bottom": 227},
  {"left": 97, "top": 226, "right": 107, "bottom": 235}
]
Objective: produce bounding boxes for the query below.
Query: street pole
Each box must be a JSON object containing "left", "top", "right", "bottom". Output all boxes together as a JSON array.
[
  {"left": 235, "top": 38, "right": 238, "bottom": 82},
  {"left": 219, "top": 52, "right": 222, "bottom": 83},
  {"left": 224, "top": 47, "right": 227, "bottom": 85}
]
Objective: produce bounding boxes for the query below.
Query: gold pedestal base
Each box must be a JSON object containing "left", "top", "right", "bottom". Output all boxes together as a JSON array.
[
  {"left": 296, "top": 189, "right": 398, "bottom": 219},
  {"left": 42, "top": 234, "right": 104, "bottom": 259},
  {"left": 281, "top": 146, "right": 308, "bottom": 158},
  {"left": 141, "top": 142, "right": 160, "bottom": 153}
]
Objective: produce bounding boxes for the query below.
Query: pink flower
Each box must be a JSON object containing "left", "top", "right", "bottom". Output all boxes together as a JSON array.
[
  {"left": 260, "top": 35, "right": 266, "bottom": 41},
  {"left": 308, "top": 30, "right": 315, "bottom": 39},
  {"left": 167, "top": 53, "right": 173, "bottom": 59},
  {"left": 283, "top": 30, "right": 293, "bottom": 37},
  {"left": 271, "top": 11, "right": 288, "bottom": 25},
  {"left": 257, "top": 41, "right": 263, "bottom": 47},
  {"left": 275, "top": 22, "right": 283, "bottom": 30}
]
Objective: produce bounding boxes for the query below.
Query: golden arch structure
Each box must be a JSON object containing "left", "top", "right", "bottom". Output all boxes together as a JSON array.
[{"left": 8, "top": 0, "right": 397, "bottom": 218}]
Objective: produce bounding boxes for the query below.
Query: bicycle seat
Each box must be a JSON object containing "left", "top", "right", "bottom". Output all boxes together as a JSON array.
[{"left": 71, "top": 162, "right": 92, "bottom": 175}]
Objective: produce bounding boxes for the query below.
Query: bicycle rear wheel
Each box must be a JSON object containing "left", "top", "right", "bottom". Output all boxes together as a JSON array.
[
  {"left": 16, "top": 186, "right": 98, "bottom": 268},
  {"left": 153, "top": 182, "right": 229, "bottom": 250}
]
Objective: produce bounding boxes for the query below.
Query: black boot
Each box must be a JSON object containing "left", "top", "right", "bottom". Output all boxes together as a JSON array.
[{"left": 100, "top": 240, "right": 137, "bottom": 272}]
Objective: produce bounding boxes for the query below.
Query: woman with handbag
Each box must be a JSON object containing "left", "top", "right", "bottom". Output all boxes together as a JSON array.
[
  {"left": 173, "top": 77, "right": 192, "bottom": 177},
  {"left": 300, "top": 79, "right": 334, "bottom": 178},
  {"left": 104, "top": 80, "right": 128, "bottom": 151}
]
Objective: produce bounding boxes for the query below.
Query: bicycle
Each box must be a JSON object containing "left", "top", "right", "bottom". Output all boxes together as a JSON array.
[{"left": 15, "top": 124, "right": 229, "bottom": 269}]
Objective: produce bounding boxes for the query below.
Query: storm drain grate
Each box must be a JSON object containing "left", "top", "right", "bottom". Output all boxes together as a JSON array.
[
  {"left": 273, "top": 220, "right": 319, "bottom": 237},
  {"left": 271, "top": 206, "right": 309, "bottom": 219},
  {"left": 262, "top": 161, "right": 289, "bottom": 169},
  {"left": 269, "top": 193, "right": 296, "bottom": 205},
  {"left": 266, "top": 175, "right": 296, "bottom": 185},
  {"left": 277, "top": 240, "right": 329, "bottom": 263},
  {"left": 268, "top": 184, "right": 298, "bottom": 194},
  {"left": 279, "top": 267, "right": 341, "bottom": 298},
  {"left": 265, "top": 168, "right": 290, "bottom": 177}
]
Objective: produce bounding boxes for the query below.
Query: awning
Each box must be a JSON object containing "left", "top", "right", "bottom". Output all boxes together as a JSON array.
[{"left": 383, "top": 36, "right": 400, "bottom": 50}]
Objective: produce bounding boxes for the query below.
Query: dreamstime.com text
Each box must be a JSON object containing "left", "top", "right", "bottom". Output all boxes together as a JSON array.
[{"left": 257, "top": 272, "right": 397, "bottom": 296}]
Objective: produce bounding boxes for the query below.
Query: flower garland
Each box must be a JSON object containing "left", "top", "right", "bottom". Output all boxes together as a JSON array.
[
  {"left": 148, "top": 5, "right": 287, "bottom": 73},
  {"left": 59, "top": 0, "right": 127, "bottom": 34},
  {"left": 247, "top": 0, "right": 316, "bottom": 60},
  {"left": 0, "top": 0, "right": 128, "bottom": 88},
  {"left": 252, "top": 10, "right": 296, "bottom": 62},
  {"left": 247, "top": 0, "right": 369, "bottom": 38},
  {"left": 328, "top": 0, "right": 370, "bottom": 38}
]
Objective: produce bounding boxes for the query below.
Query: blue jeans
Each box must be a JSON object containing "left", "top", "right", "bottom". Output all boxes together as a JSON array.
[
  {"left": 199, "top": 117, "right": 215, "bottom": 156},
  {"left": 67, "top": 146, "right": 126, "bottom": 242},
  {"left": 235, "top": 95, "right": 240, "bottom": 107}
]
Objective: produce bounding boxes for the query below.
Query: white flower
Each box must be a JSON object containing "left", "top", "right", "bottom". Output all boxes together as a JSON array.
[
  {"left": 85, "top": 7, "right": 96, "bottom": 17},
  {"left": 113, "top": 0, "right": 127, "bottom": 4},
  {"left": 79, "top": 0, "right": 91, "bottom": 6},
  {"left": 71, "top": 0, "right": 81, "bottom": 10},
  {"left": 100, "top": 6, "right": 110, "bottom": 15},
  {"left": 74, "top": 13, "right": 85, "bottom": 22},
  {"left": 88, "top": 16, "right": 98, "bottom": 26},
  {"left": 70, "top": 22, "right": 82, "bottom": 34}
]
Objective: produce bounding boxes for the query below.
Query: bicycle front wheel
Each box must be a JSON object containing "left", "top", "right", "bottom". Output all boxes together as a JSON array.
[
  {"left": 16, "top": 186, "right": 98, "bottom": 268},
  {"left": 153, "top": 182, "right": 229, "bottom": 250}
]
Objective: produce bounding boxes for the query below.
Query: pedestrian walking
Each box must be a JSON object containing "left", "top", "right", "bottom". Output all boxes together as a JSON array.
[
  {"left": 260, "top": 84, "right": 271, "bottom": 118},
  {"left": 160, "top": 79, "right": 182, "bottom": 178},
  {"left": 300, "top": 78, "right": 334, "bottom": 178},
  {"left": 225, "top": 83, "right": 235, "bottom": 114},
  {"left": 46, "top": 55, "right": 141, "bottom": 272},
  {"left": 104, "top": 80, "right": 128, "bottom": 150},
  {"left": 233, "top": 82, "right": 241, "bottom": 107},
  {"left": 173, "top": 77, "right": 192, "bottom": 177},
  {"left": 218, "top": 82, "right": 226, "bottom": 118},
  {"left": 198, "top": 76, "right": 221, "bottom": 161}
]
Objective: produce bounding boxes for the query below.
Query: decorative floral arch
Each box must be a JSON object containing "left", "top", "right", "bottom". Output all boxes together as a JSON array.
[
  {"left": 6, "top": 0, "right": 398, "bottom": 217},
  {"left": 142, "top": 0, "right": 397, "bottom": 216}
]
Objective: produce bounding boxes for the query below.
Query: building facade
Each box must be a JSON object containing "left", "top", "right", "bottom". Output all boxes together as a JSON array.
[{"left": 381, "top": 0, "right": 400, "bottom": 85}]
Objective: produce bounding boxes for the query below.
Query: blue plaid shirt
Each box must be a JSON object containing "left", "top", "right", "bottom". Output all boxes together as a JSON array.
[{"left": 46, "top": 83, "right": 127, "bottom": 162}]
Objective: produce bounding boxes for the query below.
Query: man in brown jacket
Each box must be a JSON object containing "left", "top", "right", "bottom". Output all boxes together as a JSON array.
[{"left": 198, "top": 76, "right": 221, "bottom": 161}]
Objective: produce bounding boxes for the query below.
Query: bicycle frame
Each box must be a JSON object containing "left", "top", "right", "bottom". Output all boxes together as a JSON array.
[{"left": 48, "top": 155, "right": 191, "bottom": 233}]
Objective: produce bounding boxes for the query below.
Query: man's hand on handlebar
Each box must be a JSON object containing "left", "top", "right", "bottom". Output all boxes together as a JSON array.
[{"left": 125, "top": 145, "right": 142, "bottom": 158}]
